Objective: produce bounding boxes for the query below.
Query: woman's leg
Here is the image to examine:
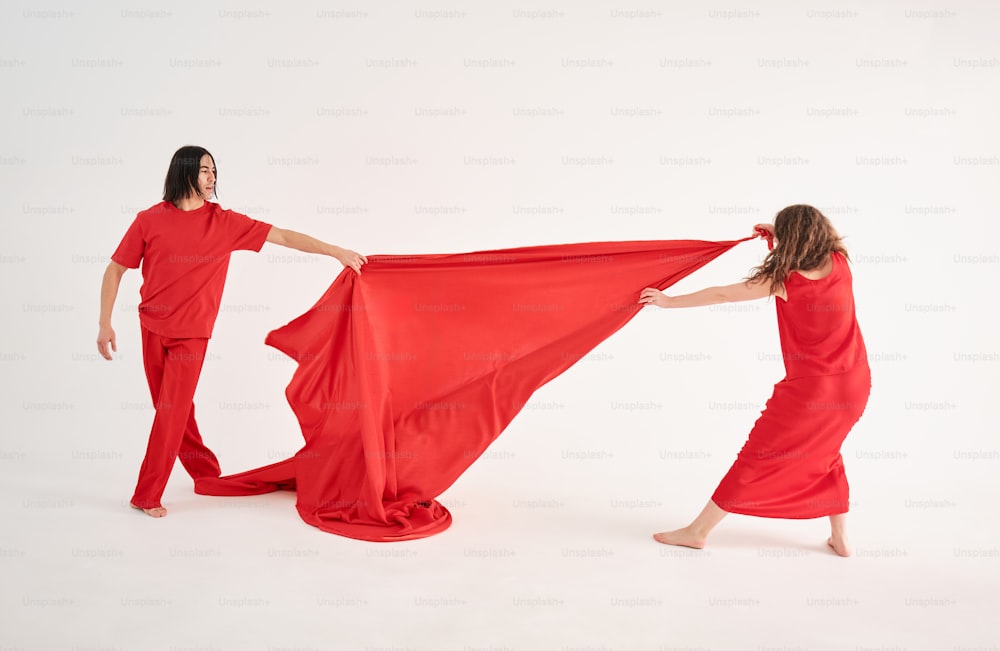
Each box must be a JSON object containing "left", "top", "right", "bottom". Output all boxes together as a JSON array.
[
  {"left": 653, "top": 499, "right": 728, "bottom": 549},
  {"left": 828, "top": 512, "right": 851, "bottom": 557}
]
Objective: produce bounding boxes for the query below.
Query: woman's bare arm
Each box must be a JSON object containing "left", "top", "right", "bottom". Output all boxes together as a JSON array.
[{"left": 638, "top": 276, "right": 782, "bottom": 308}]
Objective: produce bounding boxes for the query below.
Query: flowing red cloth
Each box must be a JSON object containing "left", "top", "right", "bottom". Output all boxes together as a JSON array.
[
  {"left": 196, "top": 238, "right": 750, "bottom": 541},
  {"left": 712, "top": 252, "right": 871, "bottom": 518}
]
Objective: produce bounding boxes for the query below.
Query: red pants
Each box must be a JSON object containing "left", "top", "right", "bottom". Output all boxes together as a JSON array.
[{"left": 130, "top": 327, "right": 221, "bottom": 509}]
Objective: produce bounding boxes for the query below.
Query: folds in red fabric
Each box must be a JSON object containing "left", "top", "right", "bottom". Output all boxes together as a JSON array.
[{"left": 195, "top": 238, "right": 749, "bottom": 541}]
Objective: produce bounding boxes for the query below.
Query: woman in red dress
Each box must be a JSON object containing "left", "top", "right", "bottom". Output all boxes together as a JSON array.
[{"left": 639, "top": 205, "right": 870, "bottom": 557}]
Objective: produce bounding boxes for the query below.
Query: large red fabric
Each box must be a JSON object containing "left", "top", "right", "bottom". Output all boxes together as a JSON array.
[
  {"left": 195, "top": 238, "right": 750, "bottom": 540},
  {"left": 712, "top": 252, "right": 871, "bottom": 518},
  {"left": 112, "top": 201, "right": 272, "bottom": 338}
]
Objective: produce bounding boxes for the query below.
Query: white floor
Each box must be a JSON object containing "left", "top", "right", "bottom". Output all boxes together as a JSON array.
[{"left": 3, "top": 402, "right": 997, "bottom": 651}]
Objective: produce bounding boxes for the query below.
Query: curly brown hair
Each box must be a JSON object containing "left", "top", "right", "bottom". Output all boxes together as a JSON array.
[{"left": 748, "top": 204, "right": 849, "bottom": 295}]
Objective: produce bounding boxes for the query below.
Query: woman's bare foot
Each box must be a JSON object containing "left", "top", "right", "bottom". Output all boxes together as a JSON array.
[
  {"left": 130, "top": 502, "right": 167, "bottom": 518},
  {"left": 827, "top": 513, "right": 850, "bottom": 556},
  {"left": 653, "top": 528, "right": 706, "bottom": 549},
  {"left": 827, "top": 536, "right": 851, "bottom": 557},
  {"left": 653, "top": 502, "right": 727, "bottom": 549}
]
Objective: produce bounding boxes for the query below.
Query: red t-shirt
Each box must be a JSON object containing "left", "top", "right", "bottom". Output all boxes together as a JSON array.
[{"left": 111, "top": 200, "right": 273, "bottom": 338}]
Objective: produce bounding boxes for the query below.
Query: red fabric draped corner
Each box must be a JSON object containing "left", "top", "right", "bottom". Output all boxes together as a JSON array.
[{"left": 195, "top": 238, "right": 750, "bottom": 541}]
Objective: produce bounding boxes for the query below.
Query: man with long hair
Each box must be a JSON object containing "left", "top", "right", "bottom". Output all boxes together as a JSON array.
[{"left": 97, "top": 145, "right": 367, "bottom": 518}]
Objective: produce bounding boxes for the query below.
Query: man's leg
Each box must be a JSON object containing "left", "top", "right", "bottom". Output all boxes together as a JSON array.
[
  {"left": 130, "top": 331, "right": 208, "bottom": 515},
  {"left": 177, "top": 403, "right": 222, "bottom": 479}
]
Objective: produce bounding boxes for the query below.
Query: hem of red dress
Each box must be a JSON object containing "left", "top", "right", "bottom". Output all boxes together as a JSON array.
[{"left": 714, "top": 500, "right": 849, "bottom": 520}]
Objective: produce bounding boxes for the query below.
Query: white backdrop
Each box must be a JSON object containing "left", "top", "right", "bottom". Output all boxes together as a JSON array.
[{"left": 2, "top": 2, "right": 998, "bottom": 650}]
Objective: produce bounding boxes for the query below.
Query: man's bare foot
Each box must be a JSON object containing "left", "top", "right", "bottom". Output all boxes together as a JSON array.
[
  {"left": 130, "top": 502, "right": 167, "bottom": 518},
  {"left": 827, "top": 536, "right": 851, "bottom": 557},
  {"left": 653, "top": 528, "right": 706, "bottom": 549}
]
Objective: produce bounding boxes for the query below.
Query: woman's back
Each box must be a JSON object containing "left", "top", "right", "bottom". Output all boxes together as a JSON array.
[{"left": 776, "top": 252, "right": 868, "bottom": 379}]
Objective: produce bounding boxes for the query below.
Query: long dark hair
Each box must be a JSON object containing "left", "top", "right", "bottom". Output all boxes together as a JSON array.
[
  {"left": 162, "top": 145, "right": 215, "bottom": 204},
  {"left": 748, "top": 204, "right": 849, "bottom": 294}
]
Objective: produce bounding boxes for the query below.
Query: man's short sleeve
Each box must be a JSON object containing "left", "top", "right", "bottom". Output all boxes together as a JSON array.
[
  {"left": 111, "top": 217, "right": 145, "bottom": 268},
  {"left": 225, "top": 210, "right": 273, "bottom": 253}
]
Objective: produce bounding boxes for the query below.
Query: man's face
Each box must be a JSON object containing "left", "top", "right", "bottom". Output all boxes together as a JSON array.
[{"left": 196, "top": 154, "right": 216, "bottom": 199}]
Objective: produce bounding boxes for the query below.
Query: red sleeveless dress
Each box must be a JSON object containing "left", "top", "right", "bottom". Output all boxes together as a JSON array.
[{"left": 711, "top": 252, "right": 871, "bottom": 518}]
